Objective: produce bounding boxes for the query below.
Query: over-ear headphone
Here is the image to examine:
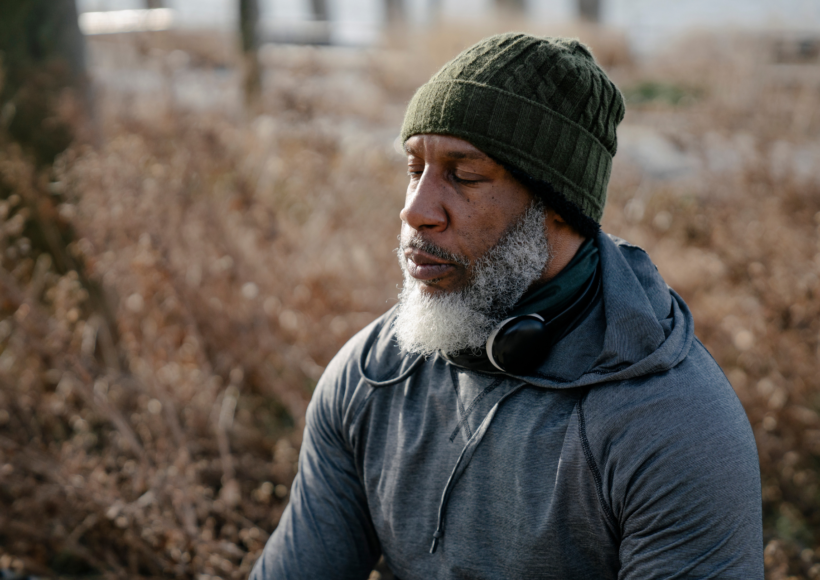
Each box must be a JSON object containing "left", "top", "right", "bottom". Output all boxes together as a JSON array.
[
  {"left": 486, "top": 268, "right": 601, "bottom": 374},
  {"left": 359, "top": 267, "right": 602, "bottom": 388},
  {"left": 485, "top": 313, "right": 548, "bottom": 373},
  {"left": 444, "top": 267, "right": 601, "bottom": 375}
]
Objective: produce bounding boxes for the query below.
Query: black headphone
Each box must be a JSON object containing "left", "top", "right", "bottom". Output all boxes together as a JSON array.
[
  {"left": 358, "top": 267, "right": 602, "bottom": 387},
  {"left": 446, "top": 266, "right": 601, "bottom": 375}
]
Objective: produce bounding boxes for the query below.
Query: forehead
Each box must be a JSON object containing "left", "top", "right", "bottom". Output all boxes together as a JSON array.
[{"left": 404, "top": 134, "right": 493, "bottom": 163}]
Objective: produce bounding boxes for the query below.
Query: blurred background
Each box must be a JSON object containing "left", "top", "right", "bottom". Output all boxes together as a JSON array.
[{"left": 1, "top": 0, "right": 820, "bottom": 578}]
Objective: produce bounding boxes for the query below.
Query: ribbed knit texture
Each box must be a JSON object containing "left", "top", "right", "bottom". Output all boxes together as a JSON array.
[{"left": 401, "top": 33, "right": 625, "bottom": 223}]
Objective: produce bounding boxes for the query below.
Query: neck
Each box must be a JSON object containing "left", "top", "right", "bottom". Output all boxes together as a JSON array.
[
  {"left": 535, "top": 207, "right": 587, "bottom": 286},
  {"left": 545, "top": 234, "right": 584, "bottom": 281},
  {"left": 509, "top": 236, "right": 598, "bottom": 318},
  {"left": 536, "top": 218, "right": 586, "bottom": 288}
]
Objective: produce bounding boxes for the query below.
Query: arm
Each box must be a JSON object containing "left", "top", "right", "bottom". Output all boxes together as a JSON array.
[
  {"left": 614, "top": 408, "right": 763, "bottom": 580},
  {"left": 250, "top": 364, "right": 380, "bottom": 580},
  {"left": 585, "top": 349, "right": 763, "bottom": 579}
]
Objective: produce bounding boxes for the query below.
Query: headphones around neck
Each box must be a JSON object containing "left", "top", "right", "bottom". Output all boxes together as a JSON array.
[
  {"left": 359, "top": 266, "right": 602, "bottom": 388},
  {"left": 485, "top": 312, "right": 547, "bottom": 373},
  {"left": 477, "top": 266, "right": 602, "bottom": 375}
]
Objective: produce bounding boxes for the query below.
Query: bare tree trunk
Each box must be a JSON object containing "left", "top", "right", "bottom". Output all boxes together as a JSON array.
[
  {"left": 0, "top": 0, "right": 88, "bottom": 166},
  {"left": 385, "top": 0, "right": 404, "bottom": 25},
  {"left": 239, "top": 0, "right": 261, "bottom": 108},
  {"left": 309, "top": 0, "right": 331, "bottom": 44},
  {"left": 310, "top": 0, "right": 329, "bottom": 22},
  {"left": 0, "top": 0, "right": 121, "bottom": 366},
  {"left": 578, "top": 0, "right": 601, "bottom": 22},
  {"left": 496, "top": 0, "right": 526, "bottom": 14}
]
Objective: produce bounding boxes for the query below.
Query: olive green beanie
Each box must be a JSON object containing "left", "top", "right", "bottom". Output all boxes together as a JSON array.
[{"left": 400, "top": 32, "right": 625, "bottom": 223}]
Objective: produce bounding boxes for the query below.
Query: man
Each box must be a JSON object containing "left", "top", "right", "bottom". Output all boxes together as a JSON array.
[{"left": 251, "top": 33, "right": 763, "bottom": 579}]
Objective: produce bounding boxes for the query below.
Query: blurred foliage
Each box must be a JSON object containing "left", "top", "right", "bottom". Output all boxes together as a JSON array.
[
  {"left": 0, "top": 23, "right": 819, "bottom": 580},
  {"left": 623, "top": 80, "right": 700, "bottom": 106},
  {"left": 0, "top": 0, "right": 88, "bottom": 166}
]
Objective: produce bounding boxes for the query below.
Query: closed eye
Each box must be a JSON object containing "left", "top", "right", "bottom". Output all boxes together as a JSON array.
[
  {"left": 451, "top": 171, "right": 485, "bottom": 185},
  {"left": 453, "top": 175, "right": 479, "bottom": 184},
  {"left": 407, "top": 164, "right": 424, "bottom": 179}
]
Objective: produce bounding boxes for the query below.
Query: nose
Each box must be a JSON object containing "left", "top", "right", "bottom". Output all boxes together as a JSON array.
[{"left": 399, "top": 167, "right": 448, "bottom": 232}]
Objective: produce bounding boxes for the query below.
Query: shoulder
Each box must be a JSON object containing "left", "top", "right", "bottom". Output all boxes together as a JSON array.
[
  {"left": 579, "top": 341, "right": 763, "bottom": 577},
  {"left": 309, "top": 306, "right": 402, "bottom": 431},
  {"left": 580, "top": 339, "right": 759, "bottom": 513},
  {"left": 583, "top": 339, "right": 754, "bottom": 458},
  {"left": 603, "top": 233, "right": 652, "bottom": 264}
]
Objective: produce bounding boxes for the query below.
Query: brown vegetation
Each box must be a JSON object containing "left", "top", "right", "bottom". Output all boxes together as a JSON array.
[{"left": 1, "top": 25, "right": 819, "bottom": 579}]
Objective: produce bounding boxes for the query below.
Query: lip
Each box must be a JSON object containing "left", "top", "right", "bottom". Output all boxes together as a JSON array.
[{"left": 405, "top": 248, "right": 456, "bottom": 281}]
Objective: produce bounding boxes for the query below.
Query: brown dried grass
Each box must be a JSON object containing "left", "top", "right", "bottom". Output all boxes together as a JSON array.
[{"left": 0, "top": 26, "right": 819, "bottom": 579}]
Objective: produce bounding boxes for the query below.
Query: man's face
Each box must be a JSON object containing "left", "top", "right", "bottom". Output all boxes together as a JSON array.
[
  {"left": 400, "top": 134, "right": 540, "bottom": 295},
  {"left": 394, "top": 134, "right": 552, "bottom": 356}
]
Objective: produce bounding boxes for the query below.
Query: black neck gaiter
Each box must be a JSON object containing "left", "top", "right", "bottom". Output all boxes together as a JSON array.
[{"left": 508, "top": 237, "right": 599, "bottom": 320}]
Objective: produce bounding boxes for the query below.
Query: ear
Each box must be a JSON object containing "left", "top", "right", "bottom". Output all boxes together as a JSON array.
[
  {"left": 543, "top": 206, "right": 567, "bottom": 227},
  {"left": 544, "top": 205, "right": 584, "bottom": 242},
  {"left": 538, "top": 206, "right": 586, "bottom": 281}
]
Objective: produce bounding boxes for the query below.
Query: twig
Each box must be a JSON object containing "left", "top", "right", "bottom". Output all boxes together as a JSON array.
[{"left": 70, "top": 362, "right": 145, "bottom": 457}]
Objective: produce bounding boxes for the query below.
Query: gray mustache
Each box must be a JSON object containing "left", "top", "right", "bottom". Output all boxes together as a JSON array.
[{"left": 400, "top": 234, "right": 471, "bottom": 267}]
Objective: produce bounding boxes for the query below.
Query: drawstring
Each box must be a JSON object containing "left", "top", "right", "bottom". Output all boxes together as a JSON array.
[
  {"left": 354, "top": 319, "right": 528, "bottom": 554},
  {"left": 357, "top": 322, "right": 425, "bottom": 387},
  {"left": 429, "top": 382, "right": 527, "bottom": 554}
]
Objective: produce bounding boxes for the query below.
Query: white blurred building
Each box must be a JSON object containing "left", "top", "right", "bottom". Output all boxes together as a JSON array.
[{"left": 76, "top": 0, "right": 820, "bottom": 54}]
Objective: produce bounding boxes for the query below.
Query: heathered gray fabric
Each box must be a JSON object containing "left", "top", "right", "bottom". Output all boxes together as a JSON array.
[{"left": 250, "top": 232, "right": 763, "bottom": 580}]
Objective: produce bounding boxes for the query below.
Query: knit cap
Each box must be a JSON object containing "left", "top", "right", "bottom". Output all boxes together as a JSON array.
[{"left": 401, "top": 32, "right": 625, "bottom": 223}]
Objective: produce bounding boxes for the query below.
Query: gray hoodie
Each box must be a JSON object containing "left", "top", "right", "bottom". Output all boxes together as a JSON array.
[{"left": 250, "top": 232, "right": 763, "bottom": 580}]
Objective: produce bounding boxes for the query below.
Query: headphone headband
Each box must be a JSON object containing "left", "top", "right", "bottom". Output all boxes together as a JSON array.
[
  {"left": 486, "top": 314, "right": 544, "bottom": 372},
  {"left": 485, "top": 267, "right": 602, "bottom": 374}
]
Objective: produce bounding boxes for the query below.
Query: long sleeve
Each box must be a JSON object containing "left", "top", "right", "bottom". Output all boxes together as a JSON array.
[
  {"left": 249, "top": 367, "right": 380, "bottom": 580},
  {"left": 584, "top": 344, "right": 763, "bottom": 580},
  {"left": 614, "top": 405, "right": 763, "bottom": 580}
]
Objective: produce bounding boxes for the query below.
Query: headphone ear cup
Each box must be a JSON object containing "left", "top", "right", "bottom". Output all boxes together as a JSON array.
[{"left": 486, "top": 314, "right": 550, "bottom": 374}]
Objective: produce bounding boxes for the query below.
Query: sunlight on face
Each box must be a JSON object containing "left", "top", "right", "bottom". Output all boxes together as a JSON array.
[{"left": 394, "top": 200, "right": 551, "bottom": 356}]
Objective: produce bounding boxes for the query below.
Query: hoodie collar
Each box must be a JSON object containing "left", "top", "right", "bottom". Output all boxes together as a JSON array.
[
  {"left": 520, "top": 232, "right": 694, "bottom": 387},
  {"left": 508, "top": 237, "right": 599, "bottom": 319}
]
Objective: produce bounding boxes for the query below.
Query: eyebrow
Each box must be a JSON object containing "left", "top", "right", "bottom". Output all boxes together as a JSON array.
[
  {"left": 404, "top": 146, "right": 488, "bottom": 162},
  {"left": 442, "top": 150, "right": 486, "bottom": 160}
]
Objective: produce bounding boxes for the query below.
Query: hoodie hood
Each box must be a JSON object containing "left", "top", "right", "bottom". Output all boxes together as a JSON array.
[{"left": 522, "top": 231, "right": 694, "bottom": 387}]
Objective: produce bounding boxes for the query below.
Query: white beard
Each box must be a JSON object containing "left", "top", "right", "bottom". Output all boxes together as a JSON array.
[{"left": 394, "top": 201, "right": 552, "bottom": 356}]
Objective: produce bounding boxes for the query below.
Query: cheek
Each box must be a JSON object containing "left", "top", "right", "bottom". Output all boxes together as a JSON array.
[
  {"left": 456, "top": 218, "right": 501, "bottom": 261},
  {"left": 458, "top": 202, "right": 532, "bottom": 259}
]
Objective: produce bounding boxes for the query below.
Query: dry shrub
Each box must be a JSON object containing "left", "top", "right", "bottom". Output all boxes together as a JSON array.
[
  {"left": 403, "top": 18, "right": 632, "bottom": 72},
  {"left": 0, "top": 26, "right": 819, "bottom": 579},
  {"left": 0, "top": 35, "right": 408, "bottom": 578},
  {"left": 604, "top": 32, "right": 820, "bottom": 580}
]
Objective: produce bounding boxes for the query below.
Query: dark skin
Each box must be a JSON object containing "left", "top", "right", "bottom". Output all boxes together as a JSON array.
[{"left": 401, "top": 134, "right": 585, "bottom": 295}]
